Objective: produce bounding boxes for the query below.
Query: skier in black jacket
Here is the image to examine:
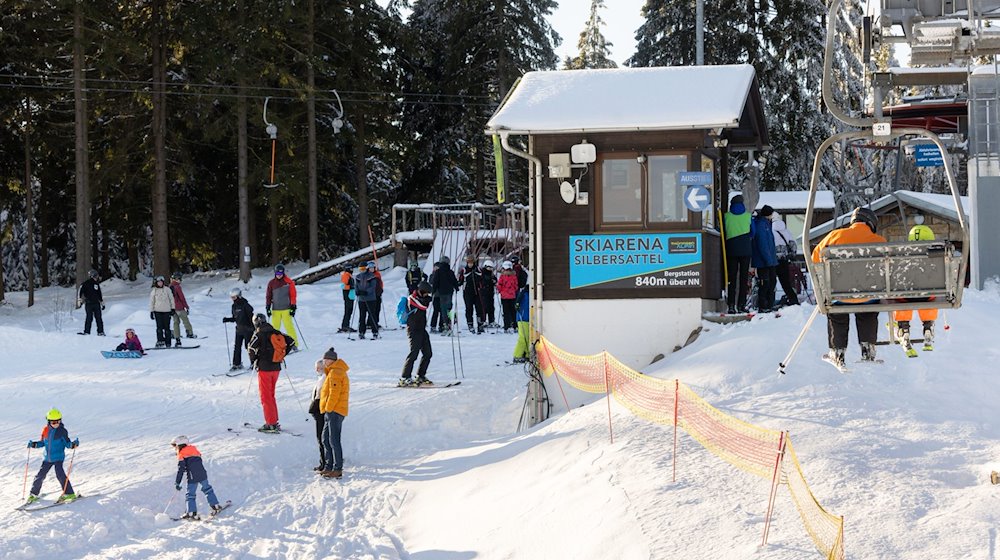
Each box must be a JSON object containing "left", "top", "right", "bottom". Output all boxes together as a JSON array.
[
  {"left": 430, "top": 256, "right": 460, "bottom": 334},
  {"left": 222, "top": 287, "right": 255, "bottom": 370},
  {"left": 400, "top": 281, "right": 434, "bottom": 386},
  {"left": 78, "top": 269, "right": 105, "bottom": 336},
  {"left": 457, "top": 256, "right": 485, "bottom": 333}
]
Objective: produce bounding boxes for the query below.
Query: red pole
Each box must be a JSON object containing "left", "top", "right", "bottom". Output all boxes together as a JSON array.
[
  {"left": 269, "top": 139, "right": 277, "bottom": 184},
  {"left": 760, "top": 431, "right": 787, "bottom": 547},
  {"left": 672, "top": 379, "right": 680, "bottom": 483},
  {"left": 61, "top": 446, "right": 77, "bottom": 497},
  {"left": 604, "top": 353, "right": 614, "bottom": 444},
  {"left": 22, "top": 447, "right": 31, "bottom": 500},
  {"left": 540, "top": 340, "right": 571, "bottom": 412}
]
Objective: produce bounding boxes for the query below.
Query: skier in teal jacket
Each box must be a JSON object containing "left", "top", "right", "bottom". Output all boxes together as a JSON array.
[{"left": 26, "top": 408, "right": 79, "bottom": 504}]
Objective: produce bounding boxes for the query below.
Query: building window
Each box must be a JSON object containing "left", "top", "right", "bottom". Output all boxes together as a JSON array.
[{"left": 597, "top": 152, "right": 694, "bottom": 230}]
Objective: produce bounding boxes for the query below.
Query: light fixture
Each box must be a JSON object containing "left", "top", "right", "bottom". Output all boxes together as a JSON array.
[{"left": 913, "top": 214, "right": 925, "bottom": 225}]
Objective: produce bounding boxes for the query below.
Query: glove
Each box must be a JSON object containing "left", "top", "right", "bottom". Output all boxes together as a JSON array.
[
  {"left": 289, "top": 304, "right": 296, "bottom": 317},
  {"left": 265, "top": 305, "right": 271, "bottom": 318},
  {"left": 101, "top": 304, "right": 106, "bottom": 311},
  {"left": 150, "top": 311, "right": 155, "bottom": 320},
  {"left": 27, "top": 440, "right": 34, "bottom": 449},
  {"left": 175, "top": 483, "right": 182, "bottom": 491},
  {"left": 71, "top": 439, "right": 79, "bottom": 449},
  {"left": 223, "top": 317, "right": 234, "bottom": 323},
  {"left": 171, "top": 310, "right": 176, "bottom": 316}
]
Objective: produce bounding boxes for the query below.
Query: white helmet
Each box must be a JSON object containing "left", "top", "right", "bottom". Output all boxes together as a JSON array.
[
  {"left": 170, "top": 435, "right": 189, "bottom": 446},
  {"left": 483, "top": 260, "right": 495, "bottom": 269},
  {"left": 501, "top": 260, "right": 513, "bottom": 270},
  {"left": 229, "top": 287, "right": 242, "bottom": 297}
]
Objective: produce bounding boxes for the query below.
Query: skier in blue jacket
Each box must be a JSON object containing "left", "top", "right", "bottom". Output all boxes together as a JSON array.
[
  {"left": 171, "top": 435, "right": 224, "bottom": 520},
  {"left": 26, "top": 408, "right": 79, "bottom": 504},
  {"left": 750, "top": 205, "right": 779, "bottom": 312}
]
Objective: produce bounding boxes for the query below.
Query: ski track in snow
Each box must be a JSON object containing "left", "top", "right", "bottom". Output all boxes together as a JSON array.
[{"left": 1, "top": 268, "right": 1000, "bottom": 558}]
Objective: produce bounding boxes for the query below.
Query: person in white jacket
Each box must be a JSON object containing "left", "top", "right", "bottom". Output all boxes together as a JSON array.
[
  {"left": 770, "top": 212, "right": 800, "bottom": 306},
  {"left": 149, "top": 275, "right": 177, "bottom": 348}
]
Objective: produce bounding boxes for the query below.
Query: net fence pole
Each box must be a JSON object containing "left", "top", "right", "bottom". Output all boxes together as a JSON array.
[
  {"left": 761, "top": 431, "right": 788, "bottom": 547},
  {"left": 604, "top": 353, "right": 614, "bottom": 444},
  {"left": 672, "top": 379, "right": 680, "bottom": 483}
]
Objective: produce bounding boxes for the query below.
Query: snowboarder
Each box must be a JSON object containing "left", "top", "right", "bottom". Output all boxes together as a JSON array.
[
  {"left": 222, "top": 287, "right": 254, "bottom": 370},
  {"left": 497, "top": 261, "right": 519, "bottom": 332},
  {"left": 891, "top": 225, "right": 939, "bottom": 355},
  {"left": 353, "top": 262, "right": 380, "bottom": 339},
  {"left": 308, "top": 359, "right": 327, "bottom": 471},
  {"left": 338, "top": 265, "right": 356, "bottom": 333},
  {"left": 457, "top": 255, "right": 485, "bottom": 333},
  {"left": 78, "top": 269, "right": 105, "bottom": 336},
  {"left": 750, "top": 205, "right": 779, "bottom": 312},
  {"left": 266, "top": 264, "right": 299, "bottom": 348},
  {"left": 170, "top": 435, "right": 224, "bottom": 520},
  {"left": 812, "top": 206, "right": 887, "bottom": 368},
  {"left": 724, "top": 195, "right": 753, "bottom": 314},
  {"left": 26, "top": 408, "right": 79, "bottom": 504},
  {"left": 114, "top": 328, "right": 145, "bottom": 354},
  {"left": 248, "top": 313, "right": 294, "bottom": 432},
  {"left": 169, "top": 272, "right": 197, "bottom": 340},
  {"left": 512, "top": 286, "right": 531, "bottom": 363},
  {"left": 771, "top": 212, "right": 800, "bottom": 306},
  {"left": 319, "top": 347, "right": 350, "bottom": 478},
  {"left": 149, "top": 275, "right": 176, "bottom": 348},
  {"left": 400, "top": 281, "right": 434, "bottom": 386},
  {"left": 430, "top": 256, "right": 460, "bottom": 335}
]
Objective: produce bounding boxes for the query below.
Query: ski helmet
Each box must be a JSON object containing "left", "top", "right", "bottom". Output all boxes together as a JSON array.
[
  {"left": 367, "top": 260, "right": 376, "bottom": 269},
  {"left": 417, "top": 281, "right": 432, "bottom": 295},
  {"left": 274, "top": 264, "right": 286, "bottom": 275},
  {"left": 510, "top": 255, "right": 520, "bottom": 263},
  {"left": 46, "top": 408, "right": 62, "bottom": 421},
  {"left": 483, "top": 260, "right": 495, "bottom": 270},
  {"left": 170, "top": 435, "right": 189, "bottom": 446},
  {"left": 88, "top": 269, "right": 99, "bottom": 279},
  {"left": 441, "top": 255, "right": 450, "bottom": 265},
  {"left": 171, "top": 271, "right": 182, "bottom": 280},
  {"left": 154, "top": 275, "right": 166, "bottom": 283},
  {"left": 229, "top": 287, "right": 242, "bottom": 297},
  {"left": 850, "top": 207, "right": 878, "bottom": 233},
  {"left": 909, "top": 224, "right": 935, "bottom": 241},
  {"left": 501, "top": 260, "right": 513, "bottom": 270},
  {"left": 253, "top": 313, "right": 267, "bottom": 327}
]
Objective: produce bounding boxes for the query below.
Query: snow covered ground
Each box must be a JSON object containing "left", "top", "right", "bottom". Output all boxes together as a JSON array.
[{"left": 1, "top": 267, "right": 999, "bottom": 559}]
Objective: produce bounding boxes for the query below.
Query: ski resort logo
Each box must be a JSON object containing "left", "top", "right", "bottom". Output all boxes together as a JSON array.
[
  {"left": 667, "top": 237, "right": 698, "bottom": 254},
  {"left": 569, "top": 233, "right": 702, "bottom": 289}
]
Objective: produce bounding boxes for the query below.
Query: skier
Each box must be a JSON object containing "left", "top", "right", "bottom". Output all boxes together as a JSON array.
[
  {"left": 222, "top": 287, "right": 254, "bottom": 370},
  {"left": 812, "top": 206, "right": 887, "bottom": 368},
  {"left": 750, "top": 205, "right": 779, "bottom": 312},
  {"left": 319, "top": 347, "right": 350, "bottom": 478},
  {"left": 512, "top": 286, "right": 531, "bottom": 363},
  {"left": 480, "top": 260, "right": 497, "bottom": 328},
  {"left": 373, "top": 264, "right": 385, "bottom": 330},
  {"left": 891, "top": 224, "right": 939, "bottom": 356},
  {"left": 511, "top": 255, "right": 528, "bottom": 290},
  {"left": 430, "top": 256, "right": 460, "bottom": 335},
  {"left": 266, "top": 264, "right": 299, "bottom": 349},
  {"left": 78, "top": 269, "right": 105, "bottom": 336},
  {"left": 353, "top": 262, "right": 380, "bottom": 339},
  {"left": 149, "top": 275, "right": 176, "bottom": 348},
  {"left": 428, "top": 261, "right": 442, "bottom": 333},
  {"left": 308, "top": 359, "right": 327, "bottom": 471},
  {"left": 457, "top": 255, "right": 485, "bottom": 333},
  {"left": 25, "top": 408, "right": 79, "bottom": 504},
  {"left": 399, "top": 281, "right": 434, "bottom": 386},
  {"left": 724, "top": 194, "right": 753, "bottom": 314},
  {"left": 114, "top": 328, "right": 145, "bottom": 354},
  {"left": 248, "top": 313, "right": 294, "bottom": 432},
  {"left": 406, "top": 263, "right": 427, "bottom": 293},
  {"left": 169, "top": 272, "right": 197, "bottom": 340},
  {"left": 170, "top": 435, "right": 224, "bottom": 520},
  {"left": 338, "top": 265, "right": 356, "bottom": 333},
  {"left": 771, "top": 212, "right": 800, "bottom": 306},
  {"left": 497, "top": 261, "right": 519, "bottom": 332}
]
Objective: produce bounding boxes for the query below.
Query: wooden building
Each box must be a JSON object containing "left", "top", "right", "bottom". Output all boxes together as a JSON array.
[{"left": 486, "top": 65, "right": 770, "bottom": 371}]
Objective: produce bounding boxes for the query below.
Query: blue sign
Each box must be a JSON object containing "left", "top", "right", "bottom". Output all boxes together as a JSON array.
[
  {"left": 913, "top": 144, "right": 943, "bottom": 167},
  {"left": 678, "top": 171, "right": 713, "bottom": 185},
  {"left": 569, "top": 233, "right": 702, "bottom": 289},
  {"left": 684, "top": 185, "right": 712, "bottom": 212}
]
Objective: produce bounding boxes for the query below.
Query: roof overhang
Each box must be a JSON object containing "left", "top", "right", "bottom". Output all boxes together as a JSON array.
[{"left": 808, "top": 190, "right": 970, "bottom": 239}]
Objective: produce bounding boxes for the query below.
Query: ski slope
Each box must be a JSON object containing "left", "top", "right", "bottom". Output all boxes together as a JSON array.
[{"left": 1, "top": 267, "right": 999, "bottom": 559}]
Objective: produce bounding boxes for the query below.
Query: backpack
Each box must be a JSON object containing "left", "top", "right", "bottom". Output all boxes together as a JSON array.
[
  {"left": 269, "top": 333, "right": 288, "bottom": 363},
  {"left": 396, "top": 296, "right": 412, "bottom": 327}
]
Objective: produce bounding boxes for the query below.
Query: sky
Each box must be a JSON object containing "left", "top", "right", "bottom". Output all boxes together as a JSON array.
[{"left": 548, "top": 0, "right": 647, "bottom": 66}]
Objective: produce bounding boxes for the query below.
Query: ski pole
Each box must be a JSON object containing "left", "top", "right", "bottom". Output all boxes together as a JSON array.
[
  {"left": 454, "top": 310, "right": 465, "bottom": 379},
  {"left": 239, "top": 366, "right": 258, "bottom": 427},
  {"left": 281, "top": 360, "right": 309, "bottom": 419},
  {"left": 224, "top": 323, "right": 232, "bottom": 367},
  {"left": 777, "top": 305, "right": 821, "bottom": 375},
  {"left": 162, "top": 487, "right": 180, "bottom": 515},
  {"left": 292, "top": 315, "right": 308, "bottom": 350},
  {"left": 449, "top": 310, "right": 458, "bottom": 379},
  {"left": 61, "top": 446, "right": 77, "bottom": 497},
  {"left": 22, "top": 447, "right": 31, "bottom": 501}
]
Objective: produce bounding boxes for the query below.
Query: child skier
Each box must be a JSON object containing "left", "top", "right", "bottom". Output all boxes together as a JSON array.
[
  {"left": 115, "top": 328, "right": 145, "bottom": 354},
  {"left": 319, "top": 347, "right": 350, "bottom": 478},
  {"left": 171, "top": 435, "right": 224, "bottom": 520},
  {"left": 26, "top": 408, "right": 79, "bottom": 504}
]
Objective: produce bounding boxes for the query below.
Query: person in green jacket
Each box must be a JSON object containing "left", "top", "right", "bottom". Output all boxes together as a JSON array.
[{"left": 723, "top": 195, "right": 753, "bottom": 313}]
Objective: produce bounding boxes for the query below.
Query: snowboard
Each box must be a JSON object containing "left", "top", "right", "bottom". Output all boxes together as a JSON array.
[
  {"left": 147, "top": 345, "right": 201, "bottom": 350},
  {"left": 101, "top": 350, "right": 143, "bottom": 359}
]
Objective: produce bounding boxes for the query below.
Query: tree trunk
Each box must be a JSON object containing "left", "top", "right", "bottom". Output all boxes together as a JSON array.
[
  {"left": 24, "top": 99, "right": 35, "bottom": 307},
  {"left": 237, "top": 0, "right": 251, "bottom": 282},
  {"left": 127, "top": 237, "right": 138, "bottom": 281},
  {"left": 356, "top": 115, "right": 368, "bottom": 248},
  {"left": 151, "top": 0, "right": 170, "bottom": 277},
  {"left": 39, "top": 198, "right": 49, "bottom": 287},
  {"left": 73, "top": 0, "right": 91, "bottom": 286},
  {"left": 307, "top": 0, "right": 319, "bottom": 266}
]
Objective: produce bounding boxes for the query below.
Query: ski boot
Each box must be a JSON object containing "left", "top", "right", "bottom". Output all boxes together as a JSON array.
[
  {"left": 922, "top": 321, "right": 935, "bottom": 351},
  {"left": 175, "top": 338, "right": 182, "bottom": 348},
  {"left": 25, "top": 494, "right": 40, "bottom": 505},
  {"left": 211, "top": 503, "right": 225, "bottom": 514},
  {"left": 180, "top": 511, "right": 200, "bottom": 521},
  {"left": 397, "top": 377, "right": 414, "bottom": 387},
  {"left": 186, "top": 333, "right": 197, "bottom": 339},
  {"left": 229, "top": 364, "right": 244, "bottom": 372},
  {"left": 57, "top": 493, "right": 77, "bottom": 502},
  {"left": 860, "top": 342, "right": 878, "bottom": 362},
  {"left": 415, "top": 376, "right": 433, "bottom": 386},
  {"left": 895, "top": 321, "right": 917, "bottom": 358},
  {"left": 828, "top": 348, "right": 846, "bottom": 367},
  {"left": 258, "top": 423, "right": 280, "bottom": 433},
  {"left": 155, "top": 341, "right": 166, "bottom": 348}
]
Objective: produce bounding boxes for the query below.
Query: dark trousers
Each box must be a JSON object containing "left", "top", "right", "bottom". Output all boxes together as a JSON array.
[
  {"left": 154, "top": 311, "right": 173, "bottom": 343},
  {"left": 756, "top": 266, "right": 777, "bottom": 311},
  {"left": 726, "top": 255, "right": 751, "bottom": 311},
  {"left": 438, "top": 293, "right": 454, "bottom": 330},
  {"left": 483, "top": 293, "right": 496, "bottom": 324},
  {"left": 358, "top": 301, "right": 378, "bottom": 336},
  {"left": 430, "top": 296, "right": 441, "bottom": 329},
  {"left": 31, "top": 460, "right": 74, "bottom": 496},
  {"left": 463, "top": 289, "right": 483, "bottom": 327},
  {"left": 402, "top": 327, "right": 432, "bottom": 378},
  {"left": 374, "top": 296, "right": 383, "bottom": 327},
  {"left": 341, "top": 292, "right": 353, "bottom": 330},
  {"left": 828, "top": 311, "right": 879, "bottom": 349},
  {"left": 322, "top": 412, "right": 345, "bottom": 471},
  {"left": 776, "top": 259, "right": 799, "bottom": 305},
  {"left": 501, "top": 299, "right": 517, "bottom": 329},
  {"left": 232, "top": 331, "right": 250, "bottom": 366},
  {"left": 310, "top": 403, "right": 324, "bottom": 465},
  {"left": 83, "top": 302, "right": 104, "bottom": 334}
]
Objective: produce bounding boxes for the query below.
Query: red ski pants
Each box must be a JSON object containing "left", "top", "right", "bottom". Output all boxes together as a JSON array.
[{"left": 258, "top": 369, "right": 280, "bottom": 425}]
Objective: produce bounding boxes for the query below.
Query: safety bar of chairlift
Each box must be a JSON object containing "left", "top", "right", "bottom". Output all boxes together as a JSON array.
[{"left": 803, "top": 127, "right": 970, "bottom": 315}]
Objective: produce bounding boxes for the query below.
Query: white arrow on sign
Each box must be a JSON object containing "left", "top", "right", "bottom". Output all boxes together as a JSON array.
[{"left": 686, "top": 186, "right": 710, "bottom": 210}]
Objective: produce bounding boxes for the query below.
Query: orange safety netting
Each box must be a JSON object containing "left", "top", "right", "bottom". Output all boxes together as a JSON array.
[{"left": 536, "top": 336, "right": 844, "bottom": 560}]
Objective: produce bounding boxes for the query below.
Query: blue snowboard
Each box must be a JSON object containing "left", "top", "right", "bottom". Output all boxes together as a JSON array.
[{"left": 101, "top": 350, "right": 143, "bottom": 359}]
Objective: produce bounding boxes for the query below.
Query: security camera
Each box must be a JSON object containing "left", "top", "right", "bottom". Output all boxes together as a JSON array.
[{"left": 637, "top": 154, "right": 647, "bottom": 164}]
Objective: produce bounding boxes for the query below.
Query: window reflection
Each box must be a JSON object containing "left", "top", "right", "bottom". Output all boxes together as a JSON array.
[
  {"left": 647, "top": 155, "right": 688, "bottom": 223},
  {"left": 601, "top": 159, "right": 642, "bottom": 223}
]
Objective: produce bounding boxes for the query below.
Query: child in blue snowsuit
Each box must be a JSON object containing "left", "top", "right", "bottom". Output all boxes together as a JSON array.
[
  {"left": 171, "top": 435, "right": 223, "bottom": 520},
  {"left": 27, "top": 408, "right": 79, "bottom": 503}
]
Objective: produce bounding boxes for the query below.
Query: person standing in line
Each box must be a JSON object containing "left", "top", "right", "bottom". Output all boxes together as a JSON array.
[
  {"left": 25, "top": 408, "right": 79, "bottom": 504},
  {"left": 511, "top": 255, "right": 528, "bottom": 290},
  {"left": 512, "top": 286, "right": 531, "bottom": 363},
  {"left": 150, "top": 275, "right": 176, "bottom": 348},
  {"left": 431, "top": 256, "right": 460, "bottom": 335},
  {"left": 353, "top": 262, "right": 380, "bottom": 340},
  {"left": 308, "top": 359, "right": 327, "bottom": 471},
  {"left": 222, "top": 287, "right": 254, "bottom": 370},
  {"left": 78, "top": 269, "right": 106, "bottom": 336},
  {"left": 750, "top": 205, "right": 779, "bottom": 312},
  {"left": 497, "top": 261, "right": 519, "bottom": 332},
  {"left": 457, "top": 255, "right": 485, "bottom": 333},
  {"left": 169, "top": 272, "right": 197, "bottom": 341},
  {"left": 399, "top": 281, "right": 434, "bottom": 386},
  {"left": 170, "top": 435, "right": 224, "bottom": 520},
  {"left": 248, "top": 313, "right": 294, "bottom": 432},
  {"left": 771, "top": 211, "right": 800, "bottom": 307},
  {"left": 338, "top": 265, "right": 356, "bottom": 333},
  {"left": 479, "top": 260, "right": 497, "bottom": 328},
  {"left": 266, "top": 264, "right": 298, "bottom": 349},
  {"left": 724, "top": 195, "right": 753, "bottom": 313},
  {"left": 319, "top": 347, "right": 350, "bottom": 479},
  {"left": 428, "top": 261, "right": 442, "bottom": 333},
  {"left": 406, "top": 263, "right": 426, "bottom": 293},
  {"left": 373, "top": 264, "right": 385, "bottom": 329}
]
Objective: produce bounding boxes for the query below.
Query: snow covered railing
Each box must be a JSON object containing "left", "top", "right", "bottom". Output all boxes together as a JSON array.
[{"left": 535, "top": 336, "right": 845, "bottom": 560}]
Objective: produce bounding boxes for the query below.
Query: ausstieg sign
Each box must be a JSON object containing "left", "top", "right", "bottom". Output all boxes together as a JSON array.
[{"left": 569, "top": 233, "right": 702, "bottom": 289}]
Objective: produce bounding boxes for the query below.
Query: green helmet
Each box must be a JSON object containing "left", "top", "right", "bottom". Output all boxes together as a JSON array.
[
  {"left": 909, "top": 224, "right": 934, "bottom": 241},
  {"left": 46, "top": 408, "right": 62, "bottom": 421}
]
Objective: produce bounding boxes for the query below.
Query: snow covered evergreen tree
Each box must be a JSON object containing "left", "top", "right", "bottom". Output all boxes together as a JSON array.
[{"left": 564, "top": 0, "right": 617, "bottom": 70}]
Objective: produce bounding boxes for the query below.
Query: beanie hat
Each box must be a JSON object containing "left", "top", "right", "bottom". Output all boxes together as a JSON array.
[
  {"left": 323, "top": 347, "right": 338, "bottom": 361},
  {"left": 759, "top": 205, "right": 774, "bottom": 217}
]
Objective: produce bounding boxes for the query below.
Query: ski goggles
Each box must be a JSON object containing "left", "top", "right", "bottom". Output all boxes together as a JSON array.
[{"left": 48, "top": 419, "right": 61, "bottom": 425}]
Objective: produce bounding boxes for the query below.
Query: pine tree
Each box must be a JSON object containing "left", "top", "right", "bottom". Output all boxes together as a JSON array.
[{"left": 564, "top": 0, "right": 617, "bottom": 70}]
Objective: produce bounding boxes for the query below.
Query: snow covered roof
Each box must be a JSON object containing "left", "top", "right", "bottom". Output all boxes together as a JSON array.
[
  {"left": 485, "top": 65, "right": 766, "bottom": 141},
  {"left": 808, "top": 190, "right": 969, "bottom": 239},
  {"left": 728, "top": 190, "right": 836, "bottom": 211}
]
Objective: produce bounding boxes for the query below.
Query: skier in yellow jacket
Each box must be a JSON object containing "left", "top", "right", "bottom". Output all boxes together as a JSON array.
[{"left": 318, "top": 347, "right": 350, "bottom": 479}]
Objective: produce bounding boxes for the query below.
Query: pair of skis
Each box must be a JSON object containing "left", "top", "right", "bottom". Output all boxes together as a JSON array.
[
  {"left": 15, "top": 493, "right": 93, "bottom": 512},
  {"left": 169, "top": 500, "right": 232, "bottom": 522},
  {"left": 885, "top": 321, "right": 933, "bottom": 358}
]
